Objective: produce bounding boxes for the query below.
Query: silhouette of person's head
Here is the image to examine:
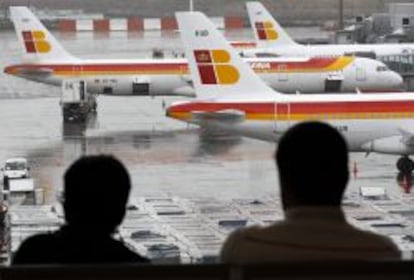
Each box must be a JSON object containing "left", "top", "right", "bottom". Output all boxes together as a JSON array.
[
  {"left": 275, "top": 122, "right": 349, "bottom": 210},
  {"left": 63, "top": 155, "right": 131, "bottom": 234}
]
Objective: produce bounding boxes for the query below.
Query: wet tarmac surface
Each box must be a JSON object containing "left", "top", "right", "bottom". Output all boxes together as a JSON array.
[
  {"left": 2, "top": 29, "right": 414, "bottom": 262},
  {"left": 0, "top": 93, "right": 412, "bottom": 203},
  {"left": 0, "top": 29, "right": 288, "bottom": 203},
  {"left": 0, "top": 29, "right": 412, "bottom": 201}
]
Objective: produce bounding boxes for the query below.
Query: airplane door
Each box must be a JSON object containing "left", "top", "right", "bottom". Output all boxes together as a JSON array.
[
  {"left": 72, "top": 65, "right": 83, "bottom": 77},
  {"left": 273, "top": 102, "right": 278, "bottom": 133},
  {"left": 79, "top": 80, "right": 86, "bottom": 101},
  {"left": 356, "top": 67, "right": 367, "bottom": 81},
  {"left": 132, "top": 76, "right": 150, "bottom": 95},
  {"left": 325, "top": 79, "right": 342, "bottom": 92},
  {"left": 278, "top": 64, "right": 288, "bottom": 82},
  {"left": 274, "top": 102, "right": 290, "bottom": 135},
  {"left": 324, "top": 73, "right": 343, "bottom": 92}
]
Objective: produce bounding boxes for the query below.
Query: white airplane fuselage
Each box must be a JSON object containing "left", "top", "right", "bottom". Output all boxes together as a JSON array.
[
  {"left": 168, "top": 9, "right": 414, "bottom": 177},
  {"left": 244, "top": 43, "right": 414, "bottom": 59},
  {"left": 244, "top": 1, "right": 414, "bottom": 60},
  {"left": 167, "top": 93, "right": 414, "bottom": 155},
  {"left": 5, "top": 6, "right": 404, "bottom": 96},
  {"left": 4, "top": 56, "right": 403, "bottom": 96}
]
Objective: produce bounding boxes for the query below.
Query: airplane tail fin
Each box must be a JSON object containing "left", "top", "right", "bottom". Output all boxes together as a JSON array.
[
  {"left": 175, "top": 11, "right": 276, "bottom": 100},
  {"left": 10, "top": 6, "right": 78, "bottom": 63},
  {"left": 246, "top": 1, "right": 298, "bottom": 48}
]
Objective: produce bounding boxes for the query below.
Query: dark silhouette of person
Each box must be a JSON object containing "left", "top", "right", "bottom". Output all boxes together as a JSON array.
[
  {"left": 13, "top": 155, "right": 149, "bottom": 264},
  {"left": 220, "top": 121, "right": 400, "bottom": 263}
]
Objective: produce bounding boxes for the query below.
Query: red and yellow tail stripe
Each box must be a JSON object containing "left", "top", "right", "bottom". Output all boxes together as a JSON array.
[
  {"left": 22, "top": 30, "right": 51, "bottom": 53},
  {"left": 194, "top": 49, "right": 239, "bottom": 84},
  {"left": 255, "top": 21, "right": 278, "bottom": 41}
]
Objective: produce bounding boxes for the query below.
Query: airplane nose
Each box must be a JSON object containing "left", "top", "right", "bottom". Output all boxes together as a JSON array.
[
  {"left": 3, "top": 66, "right": 11, "bottom": 74},
  {"left": 165, "top": 107, "right": 171, "bottom": 117},
  {"left": 391, "top": 72, "right": 404, "bottom": 90}
]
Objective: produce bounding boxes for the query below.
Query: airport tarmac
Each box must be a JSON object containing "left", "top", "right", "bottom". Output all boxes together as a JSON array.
[
  {"left": 1, "top": 93, "right": 413, "bottom": 203},
  {"left": 0, "top": 29, "right": 412, "bottom": 200},
  {"left": 2, "top": 29, "right": 414, "bottom": 262}
]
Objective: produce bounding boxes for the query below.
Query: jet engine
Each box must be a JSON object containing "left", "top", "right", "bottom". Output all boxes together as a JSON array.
[{"left": 361, "top": 136, "right": 414, "bottom": 155}]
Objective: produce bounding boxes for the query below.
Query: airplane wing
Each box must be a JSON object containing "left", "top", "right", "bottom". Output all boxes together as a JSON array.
[
  {"left": 171, "top": 85, "right": 195, "bottom": 97},
  {"left": 398, "top": 128, "right": 414, "bottom": 146},
  {"left": 180, "top": 74, "right": 192, "bottom": 85}
]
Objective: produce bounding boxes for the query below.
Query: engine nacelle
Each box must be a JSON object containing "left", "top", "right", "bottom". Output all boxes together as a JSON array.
[{"left": 361, "top": 136, "right": 414, "bottom": 155}]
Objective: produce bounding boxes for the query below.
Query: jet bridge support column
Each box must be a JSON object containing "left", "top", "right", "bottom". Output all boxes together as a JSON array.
[{"left": 60, "top": 79, "right": 97, "bottom": 123}]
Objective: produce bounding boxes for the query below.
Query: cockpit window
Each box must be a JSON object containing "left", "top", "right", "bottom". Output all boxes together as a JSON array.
[{"left": 376, "top": 66, "right": 388, "bottom": 72}]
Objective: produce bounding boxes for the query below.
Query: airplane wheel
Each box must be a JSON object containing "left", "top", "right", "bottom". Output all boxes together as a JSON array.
[{"left": 397, "top": 156, "right": 414, "bottom": 174}]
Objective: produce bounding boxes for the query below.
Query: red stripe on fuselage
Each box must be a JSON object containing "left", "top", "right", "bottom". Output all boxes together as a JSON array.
[
  {"left": 266, "top": 57, "right": 338, "bottom": 71},
  {"left": 6, "top": 63, "right": 188, "bottom": 72},
  {"left": 5, "top": 57, "right": 344, "bottom": 75},
  {"left": 169, "top": 100, "right": 414, "bottom": 115},
  {"left": 230, "top": 41, "right": 257, "bottom": 48}
]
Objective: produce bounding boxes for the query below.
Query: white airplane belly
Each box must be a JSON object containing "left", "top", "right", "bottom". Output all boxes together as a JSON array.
[
  {"left": 72, "top": 75, "right": 193, "bottom": 97},
  {"left": 261, "top": 73, "right": 323, "bottom": 93},
  {"left": 150, "top": 75, "right": 194, "bottom": 96},
  {"left": 228, "top": 118, "right": 413, "bottom": 153}
]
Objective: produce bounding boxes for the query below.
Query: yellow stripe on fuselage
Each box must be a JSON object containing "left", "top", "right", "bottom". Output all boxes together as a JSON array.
[
  {"left": 323, "top": 56, "right": 354, "bottom": 71},
  {"left": 169, "top": 112, "right": 414, "bottom": 122},
  {"left": 54, "top": 70, "right": 186, "bottom": 76}
]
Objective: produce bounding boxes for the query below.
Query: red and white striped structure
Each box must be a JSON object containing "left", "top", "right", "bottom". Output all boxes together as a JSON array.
[{"left": 57, "top": 16, "right": 245, "bottom": 32}]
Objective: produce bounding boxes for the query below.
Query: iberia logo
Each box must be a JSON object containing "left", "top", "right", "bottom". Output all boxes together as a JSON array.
[
  {"left": 255, "top": 21, "right": 278, "bottom": 41},
  {"left": 22, "top": 30, "right": 51, "bottom": 53},
  {"left": 193, "top": 49, "right": 240, "bottom": 84}
]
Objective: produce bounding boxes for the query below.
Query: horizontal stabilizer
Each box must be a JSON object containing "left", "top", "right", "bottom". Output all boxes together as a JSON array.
[
  {"left": 19, "top": 67, "right": 53, "bottom": 76},
  {"left": 191, "top": 109, "right": 245, "bottom": 123}
]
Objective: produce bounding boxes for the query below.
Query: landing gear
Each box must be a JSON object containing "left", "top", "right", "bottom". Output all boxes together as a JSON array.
[
  {"left": 397, "top": 172, "right": 413, "bottom": 194},
  {"left": 396, "top": 156, "right": 414, "bottom": 174}
]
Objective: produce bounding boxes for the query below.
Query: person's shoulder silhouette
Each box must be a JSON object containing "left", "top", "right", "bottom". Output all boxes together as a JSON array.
[
  {"left": 13, "top": 155, "right": 149, "bottom": 264},
  {"left": 220, "top": 121, "right": 400, "bottom": 263}
]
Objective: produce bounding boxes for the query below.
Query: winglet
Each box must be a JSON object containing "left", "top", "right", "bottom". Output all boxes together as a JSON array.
[
  {"left": 246, "top": 1, "right": 298, "bottom": 48},
  {"left": 175, "top": 11, "right": 276, "bottom": 100}
]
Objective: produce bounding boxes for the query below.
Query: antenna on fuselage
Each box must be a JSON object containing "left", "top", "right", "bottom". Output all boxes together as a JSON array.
[{"left": 189, "top": 0, "right": 194, "bottom": 11}]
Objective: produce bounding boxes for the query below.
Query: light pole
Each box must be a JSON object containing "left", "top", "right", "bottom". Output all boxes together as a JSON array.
[{"left": 339, "top": 0, "right": 344, "bottom": 30}]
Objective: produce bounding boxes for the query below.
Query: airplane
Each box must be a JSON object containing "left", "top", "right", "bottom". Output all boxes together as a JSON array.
[
  {"left": 242, "top": 1, "right": 414, "bottom": 59},
  {"left": 4, "top": 6, "right": 403, "bottom": 96},
  {"left": 167, "top": 11, "right": 414, "bottom": 174}
]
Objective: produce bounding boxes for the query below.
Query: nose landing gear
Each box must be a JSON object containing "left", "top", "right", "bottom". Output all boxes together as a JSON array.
[{"left": 397, "top": 156, "right": 414, "bottom": 174}]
